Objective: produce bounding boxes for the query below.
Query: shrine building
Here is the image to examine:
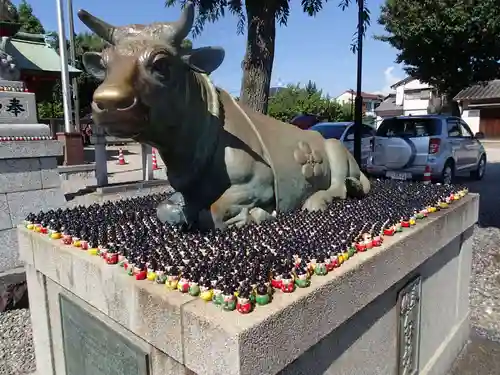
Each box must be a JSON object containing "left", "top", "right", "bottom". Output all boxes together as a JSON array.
[{"left": 1, "top": 26, "right": 81, "bottom": 94}]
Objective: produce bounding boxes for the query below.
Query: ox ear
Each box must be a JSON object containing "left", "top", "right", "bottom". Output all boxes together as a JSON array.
[
  {"left": 182, "top": 47, "right": 225, "bottom": 75},
  {"left": 82, "top": 52, "right": 106, "bottom": 81}
]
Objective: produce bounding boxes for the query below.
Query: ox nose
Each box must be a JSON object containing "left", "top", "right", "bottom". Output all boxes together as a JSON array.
[{"left": 93, "top": 85, "right": 136, "bottom": 111}]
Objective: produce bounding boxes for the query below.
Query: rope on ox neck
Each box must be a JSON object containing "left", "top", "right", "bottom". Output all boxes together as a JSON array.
[
  {"left": 169, "top": 71, "right": 221, "bottom": 195},
  {"left": 194, "top": 72, "right": 219, "bottom": 119}
]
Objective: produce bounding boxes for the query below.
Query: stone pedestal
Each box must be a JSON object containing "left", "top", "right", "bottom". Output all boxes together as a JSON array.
[
  {"left": 0, "top": 124, "right": 65, "bottom": 275},
  {"left": 0, "top": 81, "right": 36, "bottom": 125},
  {"left": 19, "top": 194, "right": 478, "bottom": 375},
  {"left": 56, "top": 132, "right": 85, "bottom": 166}
]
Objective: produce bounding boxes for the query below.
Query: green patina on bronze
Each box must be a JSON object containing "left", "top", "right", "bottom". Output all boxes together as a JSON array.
[{"left": 78, "top": 2, "right": 370, "bottom": 230}]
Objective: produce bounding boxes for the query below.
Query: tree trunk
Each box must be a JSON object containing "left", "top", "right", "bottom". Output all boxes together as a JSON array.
[
  {"left": 437, "top": 93, "right": 461, "bottom": 117},
  {"left": 448, "top": 94, "right": 462, "bottom": 117},
  {"left": 239, "top": 3, "right": 276, "bottom": 114}
]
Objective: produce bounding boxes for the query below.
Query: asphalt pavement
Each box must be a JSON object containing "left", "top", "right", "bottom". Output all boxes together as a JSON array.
[{"left": 447, "top": 143, "right": 500, "bottom": 375}]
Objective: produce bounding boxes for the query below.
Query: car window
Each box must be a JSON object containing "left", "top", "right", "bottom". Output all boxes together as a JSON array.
[
  {"left": 459, "top": 120, "right": 473, "bottom": 137},
  {"left": 344, "top": 126, "right": 353, "bottom": 140},
  {"left": 345, "top": 125, "right": 374, "bottom": 140},
  {"left": 377, "top": 118, "right": 440, "bottom": 137},
  {"left": 447, "top": 119, "right": 462, "bottom": 137},
  {"left": 311, "top": 125, "right": 347, "bottom": 140},
  {"left": 362, "top": 125, "right": 375, "bottom": 138}
]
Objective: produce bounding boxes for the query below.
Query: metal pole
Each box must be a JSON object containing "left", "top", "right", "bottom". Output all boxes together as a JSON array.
[
  {"left": 350, "top": 89, "right": 354, "bottom": 120},
  {"left": 67, "top": 0, "right": 80, "bottom": 132},
  {"left": 94, "top": 125, "right": 108, "bottom": 186},
  {"left": 353, "top": 0, "right": 364, "bottom": 166},
  {"left": 55, "top": 0, "right": 73, "bottom": 133},
  {"left": 142, "top": 144, "right": 153, "bottom": 181}
]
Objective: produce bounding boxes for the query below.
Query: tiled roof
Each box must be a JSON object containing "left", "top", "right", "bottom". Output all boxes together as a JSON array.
[
  {"left": 375, "top": 93, "right": 403, "bottom": 112},
  {"left": 454, "top": 80, "right": 500, "bottom": 101},
  {"left": 390, "top": 77, "right": 415, "bottom": 89},
  {"left": 5, "top": 33, "right": 80, "bottom": 74},
  {"left": 343, "top": 90, "right": 384, "bottom": 101}
]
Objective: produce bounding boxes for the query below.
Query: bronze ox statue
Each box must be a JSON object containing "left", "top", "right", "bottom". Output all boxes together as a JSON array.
[{"left": 78, "top": 2, "right": 370, "bottom": 230}]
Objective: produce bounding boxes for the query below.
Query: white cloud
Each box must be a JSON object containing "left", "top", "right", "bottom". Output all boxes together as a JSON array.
[{"left": 374, "top": 66, "right": 403, "bottom": 95}]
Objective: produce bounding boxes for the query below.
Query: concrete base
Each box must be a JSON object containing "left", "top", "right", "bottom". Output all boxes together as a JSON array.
[
  {"left": 58, "top": 164, "right": 96, "bottom": 192},
  {"left": 18, "top": 194, "right": 479, "bottom": 375},
  {"left": 56, "top": 132, "right": 84, "bottom": 166},
  {"left": 92, "top": 179, "right": 170, "bottom": 195},
  {"left": 58, "top": 163, "right": 96, "bottom": 180},
  {"left": 153, "top": 167, "right": 167, "bottom": 180},
  {"left": 0, "top": 139, "right": 65, "bottom": 274}
]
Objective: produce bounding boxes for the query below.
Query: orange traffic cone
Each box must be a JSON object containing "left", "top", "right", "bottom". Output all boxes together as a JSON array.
[
  {"left": 117, "top": 148, "right": 127, "bottom": 165},
  {"left": 152, "top": 148, "right": 159, "bottom": 170},
  {"left": 423, "top": 165, "right": 431, "bottom": 185}
]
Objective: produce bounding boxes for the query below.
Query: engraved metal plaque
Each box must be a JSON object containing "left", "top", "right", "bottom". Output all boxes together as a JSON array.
[
  {"left": 396, "top": 276, "right": 422, "bottom": 375},
  {"left": 59, "top": 294, "right": 149, "bottom": 375}
]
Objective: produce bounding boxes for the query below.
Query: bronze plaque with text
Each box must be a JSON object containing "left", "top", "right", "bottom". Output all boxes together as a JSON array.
[
  {"left": 60, "top": 294, "right": 149, "bottom": 375},
  {"left": 396, "top": 276, "right": 422, "bottom": 375}
]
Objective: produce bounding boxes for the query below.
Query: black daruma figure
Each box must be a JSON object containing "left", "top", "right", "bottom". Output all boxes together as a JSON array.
[{"left": 78, "top": 2, "right": 370, "bottom": 230}]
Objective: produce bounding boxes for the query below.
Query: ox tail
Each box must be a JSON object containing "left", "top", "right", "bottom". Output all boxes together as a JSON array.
[{"left": 345, "top": 150, "right": 371, "bottom": 198}]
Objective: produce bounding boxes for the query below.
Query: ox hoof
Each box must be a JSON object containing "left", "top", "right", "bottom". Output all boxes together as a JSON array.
[
  {"left": 249, "top": 207, "right": 275, "bottom": 224},
  {"left": 302, "top": 191, "right": 330, "bottom": 212},
  {"left": 156, "top": 192, "right": 188, "bottom": 226},
  {"left": 223, "top": 208, "right": 254, "bottom": 228}
]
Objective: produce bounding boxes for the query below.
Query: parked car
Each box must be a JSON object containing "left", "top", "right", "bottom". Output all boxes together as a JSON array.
[
  {"left": 290, "top": 114, "right": 320, "bottom": 129},
  {"left": 309, "top": 122, "right": 376, "bottom": 168},
  {"left": 366, "top": 115, "right": 486, "bottom": 184}
]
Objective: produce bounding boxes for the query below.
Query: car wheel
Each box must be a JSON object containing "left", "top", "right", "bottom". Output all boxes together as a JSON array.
[
  {"left": 470, "top": 155, "right": 486, "bottom": 180},
  {"left": 440, "top": 160, "right": 455, "bottom": 185}
]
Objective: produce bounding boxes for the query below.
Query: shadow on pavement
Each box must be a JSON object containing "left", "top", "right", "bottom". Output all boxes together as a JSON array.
[{"left": 65, "top": 187, "right": 97, "bottom": 201}]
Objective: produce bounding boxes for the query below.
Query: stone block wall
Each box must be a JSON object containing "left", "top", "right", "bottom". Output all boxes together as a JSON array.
[
  {"left": 19, "top": 194, "right": 479, "bottom": 375},
  {"left": 0, "top": 140, "right": 66, "bottom": 274}
]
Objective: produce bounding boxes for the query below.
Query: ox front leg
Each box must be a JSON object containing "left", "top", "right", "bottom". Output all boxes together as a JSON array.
[
  {"left": 302, "top": 138, "right": 352, "bottom": 212},
  {"left": 209, "top": 185, "right": 275, "bottom": 229},
  {"left": 302, "top": 183, "right": 346, "bottom": 212},
  {"left": 223, "top": 207, "right": 252, "bottom": 228},
  {"left": 223, "top": 207, "right": 275, "bottom": 228}
]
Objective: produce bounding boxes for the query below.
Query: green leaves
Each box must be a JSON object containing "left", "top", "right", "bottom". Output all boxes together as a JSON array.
[
  {"left": 267, "top": 82, "right": 352, "bottom": 123},
  {"left": 377, "top": 0, "right": 500, "bottom": 98},
  {"left": 166, "top": 0, "right": 370, "bottom": 53},
  {"left": 338, "top": 0, "right": 371, "bottom": 53},
  {"left": 16, "top": 0, "right": 45, "bottom": 34},
  {"left": 166, "top": 0, "right": 247, "bottom": 35}
]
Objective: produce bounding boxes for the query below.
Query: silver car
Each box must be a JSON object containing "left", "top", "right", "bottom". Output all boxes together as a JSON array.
[
  {"left": 310, "top": 122, "right": 375, "bottom": 168},
  {"left": 366, "top": 115, "right": 486, "bottom": 184}
]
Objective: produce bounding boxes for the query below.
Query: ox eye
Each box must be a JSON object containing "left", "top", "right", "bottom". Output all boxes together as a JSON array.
[{"left": 150, "top": 54, "right": 170, "bottom": 80}]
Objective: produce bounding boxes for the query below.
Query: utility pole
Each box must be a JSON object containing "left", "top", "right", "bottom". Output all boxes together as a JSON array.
[
  {"left": 67, "top": 0, "right": 80, "bottom": 131},
  {"left": 55, "top": 0, "right": 73, "bottom": 133},
  {"left": 350, "top": 89, "right": 354, "bottom": 120},
  {"left": 353, "top": 0, "right": 364, "bottom": 166}
]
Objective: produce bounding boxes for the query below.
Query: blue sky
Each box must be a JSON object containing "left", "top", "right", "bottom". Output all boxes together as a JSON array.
[{"left": 21, "top": 0, "right": 406, "bottom": 97}]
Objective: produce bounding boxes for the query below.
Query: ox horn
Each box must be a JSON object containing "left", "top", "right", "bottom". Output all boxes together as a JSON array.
[
  {"left": 171, "top": 1, "right": 195, "bottom": 43},
  {"left": 77, "top": 9, "right": 116, "bottom": 45}
]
